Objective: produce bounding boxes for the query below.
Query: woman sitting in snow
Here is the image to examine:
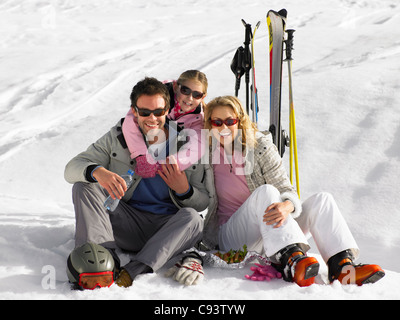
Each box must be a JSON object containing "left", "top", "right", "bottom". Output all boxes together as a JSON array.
[{"left": 199, "top": 95, "right": 384, "bottom": 287}]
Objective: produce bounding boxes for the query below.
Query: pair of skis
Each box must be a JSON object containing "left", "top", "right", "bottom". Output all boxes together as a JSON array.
[
  {"left": 267, "top": 9, "right": 300, "bottom": 197},
  {"left": 231, "top": 9, "right": 300, "bottom": 197}
]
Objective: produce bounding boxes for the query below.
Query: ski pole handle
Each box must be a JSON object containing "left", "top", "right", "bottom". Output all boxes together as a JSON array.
[{"left": 285, "top": 29, "right": 295, "bottom": 61}]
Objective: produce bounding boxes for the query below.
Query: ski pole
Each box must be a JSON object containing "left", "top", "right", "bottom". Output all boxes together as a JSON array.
[
  {"left": 285, "top": 29, "right": 300, "bottom": 197},
  {"left": 241, "top": 19, "right": 252, "bottom": 116}
]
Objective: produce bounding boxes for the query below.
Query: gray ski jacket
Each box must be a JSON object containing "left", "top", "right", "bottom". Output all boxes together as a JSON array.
[{"left": 64, "top": 119, "right": 213, "bottom": 213}]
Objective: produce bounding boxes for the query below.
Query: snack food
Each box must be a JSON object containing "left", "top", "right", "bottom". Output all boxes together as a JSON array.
[{"left": 213, "top": 245, "right": 248, "bottom": 264}]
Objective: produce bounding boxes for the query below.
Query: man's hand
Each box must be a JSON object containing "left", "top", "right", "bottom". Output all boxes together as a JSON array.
[
  {"left": 92, "top": 167, "right": 127, "bottom": 200},
  {"left": 158, "top": 156, "right": 190, "bottom": 194}
]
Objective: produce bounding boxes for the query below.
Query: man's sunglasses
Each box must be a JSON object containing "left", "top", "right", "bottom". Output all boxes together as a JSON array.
[
  {"left": 209, "top": 119, "right": 239, "bottom": 127},
  {"left": 134, "top": 106, "right": 168, "bottom": 117},
  {"left": 179, "top": 84, "right": 205, "bottom": 100}
]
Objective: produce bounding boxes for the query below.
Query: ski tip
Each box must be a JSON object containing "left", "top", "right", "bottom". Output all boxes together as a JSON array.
[
  {"left": 278, "top": 8, "right": 287, "bottom": 18},
  {"left": 267, "top": 8, "right": 287, "bottom": 19}
]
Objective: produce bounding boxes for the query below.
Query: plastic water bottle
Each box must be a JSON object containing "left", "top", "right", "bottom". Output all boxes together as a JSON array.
[{"left": 103, "top": 169, "right": 134, "bottom": 212}]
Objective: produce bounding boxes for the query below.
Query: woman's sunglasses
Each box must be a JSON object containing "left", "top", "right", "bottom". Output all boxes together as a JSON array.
[
  {"left": 209, "top": 119, "right": 239, "bottom": 127},
  {"left": 179, "top": 84, "right": 205, "bottom": 100},
  {"left": 134, "top": 106, "right": 168, "bottom": 117}
]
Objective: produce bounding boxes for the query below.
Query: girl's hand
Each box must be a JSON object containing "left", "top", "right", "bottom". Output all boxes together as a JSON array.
[
  {"left": 263, "top": 200, "right": 294, "bottom": 228},
  {"left": 158, "top": 156, "right": 190, "bottom": 194}
]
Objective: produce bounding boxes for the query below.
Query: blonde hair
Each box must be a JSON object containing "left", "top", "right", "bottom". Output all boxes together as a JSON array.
[
  {"left": 204, "top": 95, "right": 258, "bottom": 151},
  {"left": 177, "top": 70, "right": 208, "bottom": 95}
]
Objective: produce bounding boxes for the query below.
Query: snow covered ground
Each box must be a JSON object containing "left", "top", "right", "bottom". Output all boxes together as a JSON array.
[{"left": 1, "top": 0, "right": 400, "bottom": 300}]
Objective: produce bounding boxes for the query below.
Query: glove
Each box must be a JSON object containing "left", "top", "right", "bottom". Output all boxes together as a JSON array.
[
  {"left": 245, "top": 263, "right": 282, "bottom": 281},
  {"left": 165, "top": 254, "right": 204, "bottom": 286},
  {"left": 135, "top": 155, "right": 161, "bottom": 178},
  {"left": 115, "top": 269, "right": 133, "bottom": 288}
]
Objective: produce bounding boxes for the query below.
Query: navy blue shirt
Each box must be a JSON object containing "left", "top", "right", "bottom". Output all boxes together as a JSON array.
[
  {"left": 128, "top": 122, "right": 187, "bottom": 215},
  {"left": 128, "top": 174, "right": 178, "bottom": 215}
]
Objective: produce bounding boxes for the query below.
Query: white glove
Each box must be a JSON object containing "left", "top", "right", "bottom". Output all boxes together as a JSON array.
[{"left": 165, "top": 254, "right": 204, "bottom": 286}]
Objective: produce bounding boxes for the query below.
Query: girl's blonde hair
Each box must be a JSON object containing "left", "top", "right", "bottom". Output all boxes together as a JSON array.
[
  {"left": 177, "top": 70, "right": 208, "bottom": 95},
  {"left": 204, "top": 95, "right": 258, "bottom": 151}
]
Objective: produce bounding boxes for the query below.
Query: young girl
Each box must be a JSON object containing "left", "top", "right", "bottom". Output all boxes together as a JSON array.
[
  {"left": 202, "top": 95, "right": 384, "bottom": 287},
  {"left": 122, "top": 70, "right": 208, "bottom": 178}
]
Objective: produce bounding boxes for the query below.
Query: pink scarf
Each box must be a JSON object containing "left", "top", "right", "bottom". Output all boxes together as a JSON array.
[{"left": 171, "top": 94, "right": 196, "bottom": 120}]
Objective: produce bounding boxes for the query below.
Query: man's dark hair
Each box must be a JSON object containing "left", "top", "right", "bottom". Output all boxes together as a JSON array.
[{"left": 130, "top": 77, "right": 170, "bottom": 110}]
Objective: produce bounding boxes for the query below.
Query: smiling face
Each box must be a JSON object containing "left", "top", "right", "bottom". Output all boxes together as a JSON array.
[
  {"left": 132, "top": 94, "right": 168, "bottom": 143},
  {"left": 210, "top": 105, "right": 240, "bottom": 147},
  {"left": 205, "top": 96, "right": 258, "bottom": 155},
  {"left": 174, "top": 79, "right": 206, "bottom": 113}
]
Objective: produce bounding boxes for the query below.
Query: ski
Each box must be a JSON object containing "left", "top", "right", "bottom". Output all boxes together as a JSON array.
[
  {"left": 251, "top": 21, "right": 261, "bottom": 124},
  {"left": 267, "top": 9, "right": 289, "bottom": 157}
]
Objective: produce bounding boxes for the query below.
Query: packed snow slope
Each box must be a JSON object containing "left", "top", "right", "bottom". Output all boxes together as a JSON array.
[{"left": 1, "top": 0, "right": 400, "bottom": 299}]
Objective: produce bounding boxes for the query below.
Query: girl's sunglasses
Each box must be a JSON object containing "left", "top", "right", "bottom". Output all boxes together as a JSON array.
[
  {"left": 179, "top": 84, "right": 204, "bottom": 99},
  {"left": 210, "top": 119, "right": 239, "bottom": 127},
  {"left": 134, "top": 106, "right": 168, "bottom": 117}
]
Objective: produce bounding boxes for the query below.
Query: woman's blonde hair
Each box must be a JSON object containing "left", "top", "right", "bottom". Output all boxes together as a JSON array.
[
  {"left": 204, "top": 95, "right": 258, "bottom": 151},
  {"left": 177, "top": 70, "right": 208, "bottom": 95}
]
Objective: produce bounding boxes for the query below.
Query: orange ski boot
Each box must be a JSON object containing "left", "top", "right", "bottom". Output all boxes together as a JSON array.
[
  {"left": 328, "top": 250, "right": 385, "bottom": 286},
  {"left": 275, "top": 244, "right": 320, "bottom": 287}
]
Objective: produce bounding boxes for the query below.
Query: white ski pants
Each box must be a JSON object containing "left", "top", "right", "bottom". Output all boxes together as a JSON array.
[{"left": 218, "top": 185, "right": 359, "bottom": 263}]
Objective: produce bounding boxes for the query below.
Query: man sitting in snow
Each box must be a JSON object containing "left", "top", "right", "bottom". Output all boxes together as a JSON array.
[{"left": 64, "top": 77, "right": 211, "bottom": 288}]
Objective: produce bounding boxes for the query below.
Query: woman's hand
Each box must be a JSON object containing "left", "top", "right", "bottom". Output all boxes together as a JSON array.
[{"left": 263, "top": 200, "right": 294, "bottom": 228}]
